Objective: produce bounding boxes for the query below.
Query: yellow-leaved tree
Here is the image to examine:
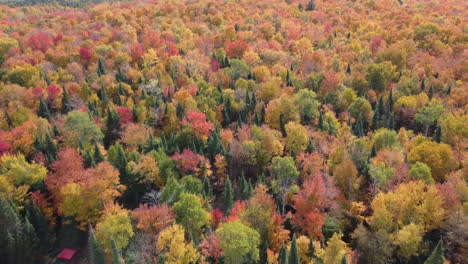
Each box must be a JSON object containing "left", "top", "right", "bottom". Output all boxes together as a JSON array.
[
  {"left": 95, "top": 203, "right": 134, "bottom": 255},
  {"left": 156, "top": 224, "right": 200, "bottom": 264}
]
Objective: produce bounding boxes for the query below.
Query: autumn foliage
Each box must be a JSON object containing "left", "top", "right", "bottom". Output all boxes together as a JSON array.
[{"left": 0, "top": 0, "right": 465, "bottom": 263}]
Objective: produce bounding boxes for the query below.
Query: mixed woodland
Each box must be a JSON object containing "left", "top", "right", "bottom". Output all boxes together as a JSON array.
[{"left": 0, "top": 0, "right": 467, "bottom": 263}]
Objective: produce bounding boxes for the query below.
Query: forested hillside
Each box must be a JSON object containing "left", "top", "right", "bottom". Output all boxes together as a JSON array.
[{"left": 0, "top": 0, "right": 466, "bottom": 263}]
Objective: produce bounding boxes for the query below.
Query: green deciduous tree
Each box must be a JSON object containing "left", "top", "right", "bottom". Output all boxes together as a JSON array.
[
  {"left": 95, "top": 204, "right": 134, "bottom": 255},
  {"left": 272, "top": 156, "right": 299, "bottom": 215},
  {"left": 285, "top": 122, "right": 308, "bottom": 155},
  {"left": 216, "top": 220, "right": 261, "bottom": 264},
  {"left": 409, "top": 162, "right": 434, "bottom": 184},
  {"left": 63, "top": 111, "right": 103, "bottom": 147},
  {"left": 393, "top": 223, "right": 424, "bottom": 262},
  {"left": 366, "top": 62, "right": 397, "bottom": 92},
  {"left": 414, "top": 104, "right": 445, "bottom": 136},
  {"left": 351, "top": 224, "right": 393, "bottom": 264},
  {"left": 172, "top": 192, "right": 209, "bottom": 240}
]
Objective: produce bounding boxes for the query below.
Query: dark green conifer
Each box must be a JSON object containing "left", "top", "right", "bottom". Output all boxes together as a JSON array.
[
  {"left": 424, "top": 240, "right": 444, "bottom": 264},
  {"left": 377, "top": 96, "right": 385, "bottom": 116},
  {"left": 116, "top": 144, "right": 128, "bottom": 176},
  {"left": 279, "top": 114, "right": 286, "bottom": 137},
  {"left": 386, "top": 89, "right": 394, "bottom": 112},
  {"left": 289, "top": 234, "right": 300, "bottom": 264},
  {"left": 370, "top": 143, "right": 377, "bottom": 158},
  {"left": 254, "top": 111, "right": 261, "bottom": 126},
  {"left": 44, "top": 132, "right": 58, "bottom": 163},
  {"left": 278, "top": 243, "right": 288, "bottom": 264},
  {"left": 428, "top": 83, "right": 434, "bottom": 99},
  {"left": 88, "top": 225, "right": 105, "bottom": 264},
  {"left": 176, "top": 103, "right": 184, "bottom": 119},
  {"left": 386, "top": 114, "right": 394, "bottom": 130},
  {"left": 98, "top": 85, "right": 108, "bottom": 106},
  {"left": 111, "top": 238, "right": 124, "bottom": 264},
  {"left": 260, "top": 104, "right": 266, "bottom": 124},
  {"left": 223, "top": 177, "right": 234, "bottom": 215},
  {"left": 318, "top": 111, "right": 324, "bottom": 131},
  {"left": 305, "top": 0, "right": 315, "bottom": 11},
  {"left": 445, "top": 84, "right": 451, "bottom": 96},
  {"left": 62, "top": 87, "right": 71, "bottom": 113},
  {"left": 308, "top": 237, "right": 315, "bottom": 257},
  {"left": 83, "top": 149, "right": 96, "bottom": 168},
  {"left": 4, "top": 110, "right": 12, "bottom": 128},
  {"left": 306, "top": 139, "right": 315, "bottom": 153},
  {"left": 371, "top": 110, "right": 380, "bottom": 130},
  {"left": 203, "top": 176, "right": 213, "bottom": 200},
  {"left": 26, "top": 204, "right": 55, "bottom": 256},
  {"left": 93, "top": 143, "right": 105, "bottom": 164},
  {"left": 433, "top": 126, "right": 442, "bottom": 143},
  {"left": 52, "top": 124, "right": 61, "bottom": 138},
  {"left": 341, "top": 255, "right": 347, "bottom": 264},
  {"left": 38, "top": 97, "right": 51, "bottom": 119},
  {"left": 97, "top": 58, "right": 106, "bottom": 77}
]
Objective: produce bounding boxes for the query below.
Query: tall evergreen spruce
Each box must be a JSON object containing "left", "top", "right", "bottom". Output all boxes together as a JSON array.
[
  {"left": 289, "top": 234, "right": 300, "bottom": 264},
  {"left": 305, "top": 0, "right": 315, "bottom": 11},
  {"left": 386, "top": 114, "right": 394, "bottom": 130},
  {"left": 318, "top": 111, "right": 324, "bottom": 131},
  {"left": 104, "top": 108, "right": 120, "bottom": 148},
  {"left": 341, "top": 255, "right": 348, "bottom": 264},
  {"left": 111, "top": 238, "right": 124, "bottom": 264},
  {"left": 278, "top": 243, "right": 288, "bottom": 264},
  {"left": 377, "top": 96, "right": 385, "bottom": 116},
  {"left": 1, "top": 197, "right": 39, "bottom": 264},
  {"left": 83, "top": 149, "right": 96, "bottom": 168},
  {"left": 371, "top": 110, "right": 379, "bottom": 130},
  {"left": 259, "top": 240, "right": 269, "bottom": 264},
  {"left": 308, "top": 237, "right": 315, "bottom": 257},
  {"left": 223, "top": 177, "right": 234, "bottom": 215},
  {"left": 306, "top": 139, "right": 315, "bottom": 153},
  {"left": 38, "top": 97, "right": 51, "bottom": 119},
  {"left": 428, "top": 84, "right": 434, "bottom": 99},
  {"left": 88, "top": 225, "right": 105, "bottom": 264},
  {"left": 424, "top": 240, "right": 444, "bottom": 264},
  {"left": 4, "top": 110, "right": 12, "bottom": 128},
  {"left": 61, "top": 87, "right": 71, "bottom": 113},
  {"left": 445, "top": 84, "right": 451, "bottom": 96},
  {"left": 93, "top": 143, "right": 105, "bottom": 164},
  {"left": 97, "top": 58, "right": 106, "bottom": 77},
  {"left": 433, "top": 126, "right": 442, "bottom": 143},
  {"left": 98, "top": 85, "right": 109, "bottom": 106},
  {"left": 370, "top": 143, "right": 377, "bottom": 158},
  {"left": 116, "top": 144, "right": 128, "bottom": 177},
  {"left": 386, "top": 89, "right": 394, "bottom": 112},
  {"left": 26, "top": 204, "right": 55, "bottom": 256},
  {"left": 279, "top": 114, "right": 287, "bottom": 137},
  {"left": 203, "top": 176, "right": 213, "bottom": 200},
  {"left": 256, "top": 104, "right": 263, "bottom": 124},
  {"left": 44, "top": 132, "right": 58, "bottom": 162}
]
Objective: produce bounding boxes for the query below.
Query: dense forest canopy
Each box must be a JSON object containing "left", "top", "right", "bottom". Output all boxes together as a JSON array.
[{"left": 0, "top": 0, "right": 466, "bottom": 263}]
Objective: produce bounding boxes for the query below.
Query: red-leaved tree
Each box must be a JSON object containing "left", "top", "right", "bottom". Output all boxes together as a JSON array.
[
  {"left": 182, "top": 110, "right": 214, "bottom": 140},
  {"left": 27, "top": 32, "right": 53, "bottom": 53}
]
